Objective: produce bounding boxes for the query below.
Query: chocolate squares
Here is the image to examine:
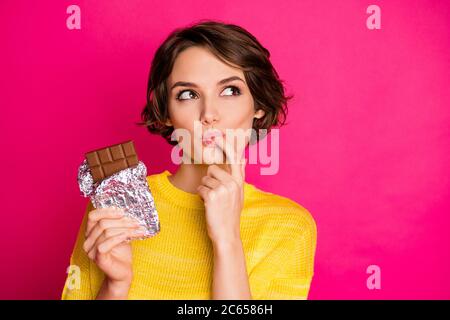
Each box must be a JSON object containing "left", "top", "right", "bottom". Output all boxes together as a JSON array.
[{"left": 85, "top": 140, "right": 139, "bottom": 183}]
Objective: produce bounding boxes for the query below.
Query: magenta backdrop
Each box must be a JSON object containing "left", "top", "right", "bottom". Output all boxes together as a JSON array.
[{"left": 1, "top": 0, "right": 449, "bottom": 299}]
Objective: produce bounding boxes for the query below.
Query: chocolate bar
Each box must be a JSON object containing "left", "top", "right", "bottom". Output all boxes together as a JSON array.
[
  {"left": 85, "top": 140, "right": 139, "bottom": 183},
  {"left": 78, "top": 148, "right": 161, "bottom": 239}
]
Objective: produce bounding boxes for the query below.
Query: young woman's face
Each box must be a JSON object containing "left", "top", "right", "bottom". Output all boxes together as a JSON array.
[{"left": 166, "top": 46, "right": 264, "bottom": 165}]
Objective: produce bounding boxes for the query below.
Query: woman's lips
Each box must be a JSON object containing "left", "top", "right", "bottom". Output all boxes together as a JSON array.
[
  {"left": 201, "top": 129, "right": 224, "bottom": 148},
  {"left": 202, "top": 139, "right": 216, "bottom": 148}
]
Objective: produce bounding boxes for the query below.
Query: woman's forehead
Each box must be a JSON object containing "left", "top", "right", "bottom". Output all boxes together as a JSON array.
[{"left": 169, "top": 47, "right": 244, "bottom": 86}]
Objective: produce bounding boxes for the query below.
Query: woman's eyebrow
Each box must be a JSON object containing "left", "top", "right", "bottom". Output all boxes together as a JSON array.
[{"left": 170, "top": 76, "right": 245, "bottom": 91}]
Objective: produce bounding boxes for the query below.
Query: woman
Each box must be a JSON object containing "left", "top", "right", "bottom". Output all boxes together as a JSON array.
[{"left": 61, "top": 20, "right": 317, "bottom": 300}]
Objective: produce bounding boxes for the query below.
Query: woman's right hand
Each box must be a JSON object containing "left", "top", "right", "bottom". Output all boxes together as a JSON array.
[{"left": 82, "top": 206, "right": 147, "bottom": 296}]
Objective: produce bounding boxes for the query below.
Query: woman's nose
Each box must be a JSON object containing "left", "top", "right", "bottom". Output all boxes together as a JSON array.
[{"left": 200, "top": 105, "right": 219, "bottom": 126}]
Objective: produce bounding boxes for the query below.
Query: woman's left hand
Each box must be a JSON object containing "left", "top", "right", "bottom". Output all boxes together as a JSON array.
[{"left": 197, "top": 137, "right": 247, "bottom": 244}]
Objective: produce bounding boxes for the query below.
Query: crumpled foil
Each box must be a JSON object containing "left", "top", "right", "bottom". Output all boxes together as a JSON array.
[{"left": 77, "top": 159, "right": 160, "bottom": 240}]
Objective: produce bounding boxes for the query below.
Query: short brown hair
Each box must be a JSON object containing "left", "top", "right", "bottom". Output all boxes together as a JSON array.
[{"left": 139, "top": 19, "right": 293, "bottom": 146}]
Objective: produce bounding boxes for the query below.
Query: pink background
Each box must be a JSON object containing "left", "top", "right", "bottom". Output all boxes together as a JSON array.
[{"left": 1, "top": 0, "right": 449, "bottom": 299}]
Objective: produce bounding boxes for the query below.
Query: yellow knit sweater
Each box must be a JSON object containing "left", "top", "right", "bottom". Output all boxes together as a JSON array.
[{"left": 61, "top": 170, "right": 317, "bottom": 300}]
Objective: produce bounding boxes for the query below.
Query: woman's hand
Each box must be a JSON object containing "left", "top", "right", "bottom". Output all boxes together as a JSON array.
[
  {"left": 197, "top": 134, "right": 252, "bottom": 299},
  {"left": 82, "top": 207, "right": 147, "bottom": 298},
  {"left": 197, "top": 136, "right": 247, "bottom": 244}
]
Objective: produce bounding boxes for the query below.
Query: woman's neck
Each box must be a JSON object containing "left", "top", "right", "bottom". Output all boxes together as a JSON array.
[{"left": 167, "top": 163, "right": 232, "bottom": 194}]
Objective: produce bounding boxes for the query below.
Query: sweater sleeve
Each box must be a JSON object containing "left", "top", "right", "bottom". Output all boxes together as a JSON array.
[
  {"left": 252, "top": 206, "right": 317, "bottom": 300},
  {"left": 61, "top": 201, "right": 94, "bottom": 300}
]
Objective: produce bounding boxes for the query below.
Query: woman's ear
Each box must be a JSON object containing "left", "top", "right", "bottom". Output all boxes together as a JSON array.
[
  {"left": 254, "top": 109, "right": 265, "bottom": 119},
  {"left": 164, "top": 118, "right": 173, "bottom": 126}
]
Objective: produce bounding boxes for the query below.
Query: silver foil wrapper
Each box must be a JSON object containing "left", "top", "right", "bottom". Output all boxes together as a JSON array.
[{"left": 77, "top": 159, "right": 160, "bottom": 240}]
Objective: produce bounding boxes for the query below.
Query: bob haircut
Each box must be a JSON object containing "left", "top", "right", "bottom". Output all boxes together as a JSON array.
[{"left": 139, "top": 19, "right": 293, "bottom": 146}]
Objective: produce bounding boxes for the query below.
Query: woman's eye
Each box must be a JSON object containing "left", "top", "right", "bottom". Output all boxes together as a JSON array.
[
  {"left": 221, "top": 86, "right": 241, "bottom": 96},
  {"left": 176, "top": 90, "right": 198, "bottom": 101},
  {"left": 176, "top": 86, "right": 241, "bottom": 101}
]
